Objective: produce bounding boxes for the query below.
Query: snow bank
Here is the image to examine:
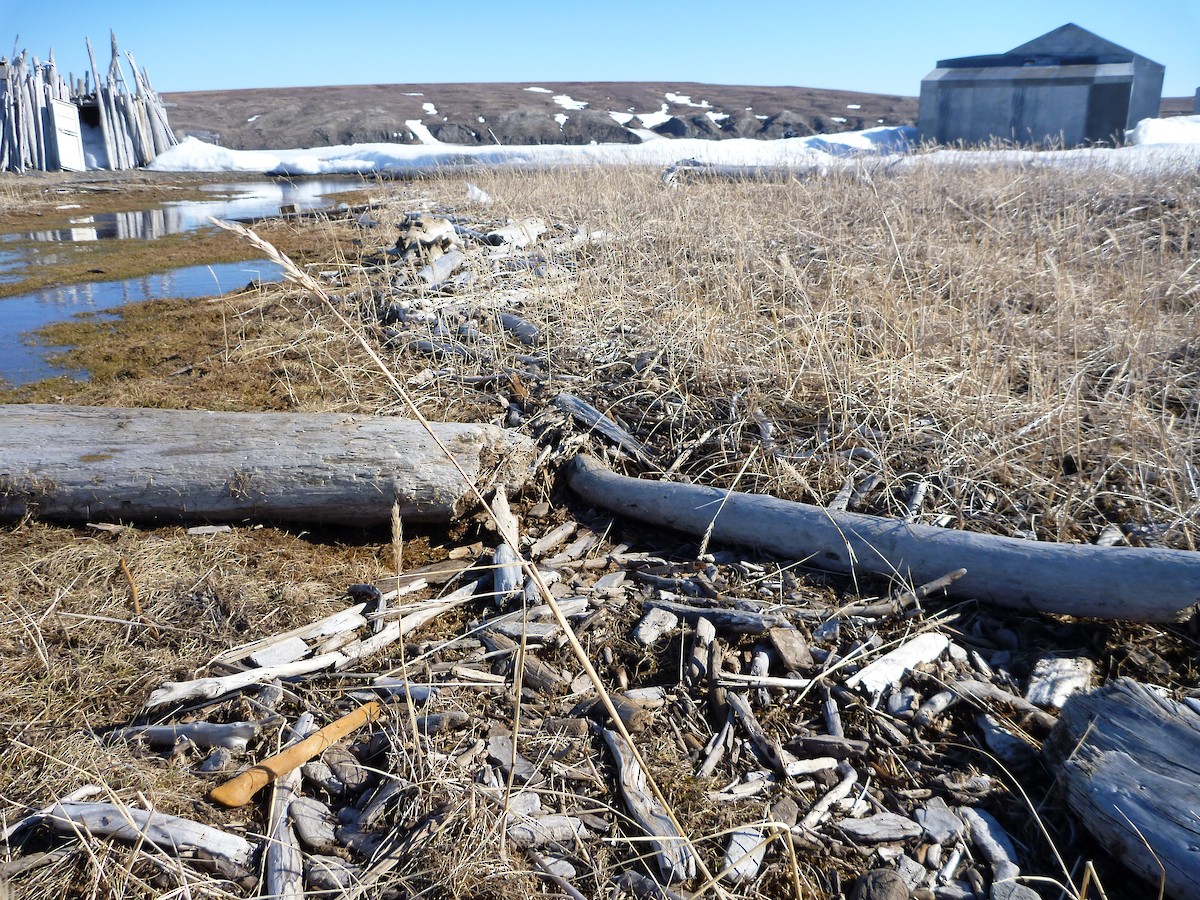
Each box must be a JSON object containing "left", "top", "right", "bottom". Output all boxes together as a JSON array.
[
  {"left": 1127, "top": 115, "right": 1200, "bottom": 146},
  {"left": 148, "top": 120, "right": 1200, "bottom": 178}
]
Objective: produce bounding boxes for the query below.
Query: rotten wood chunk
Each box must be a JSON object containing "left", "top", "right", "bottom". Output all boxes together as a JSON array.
[
  {"left": 769, "top": 626, "right": 815, "bottom": 671},
  {"left": 487, "top": 732, "right": 541, "bottom": 784},
  {"left": 837, "top": 812, "right": 922, "bottom": 843},
  {"left": 1024, "top": 656, "right": 1095, "bottom": 710},
  {"left": 291, "top": 797, "right": 337, "bottom": 852},
  {"left": 632, "top": 607, "right": 679, "bottom": 645},
  {"left": 507, "top": 813, "right": 588, "bottom": 848},
  {"left": 723, "top": 824, "right": 768, "bottom": 883},
  {"left": 845, "top": 633, "right": 949, "bottom": 695}
]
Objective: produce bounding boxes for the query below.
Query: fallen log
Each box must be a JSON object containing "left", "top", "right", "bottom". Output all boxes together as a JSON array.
[
  {"left": 0, "top": 405, "right": 535, "bottom": 525},
  {"left": 1044, "top": 678, "right": 1200, "bottom": 900},
  {"left": 566, "top": 454, "right": 1200, "bottom": 622}
]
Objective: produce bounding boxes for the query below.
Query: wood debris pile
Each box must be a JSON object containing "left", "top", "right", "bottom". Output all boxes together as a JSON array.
[
  {"left": 4, "top": 193, "right": 1200, "bottom": 900},
  {"left": 7, "top": 494, "right": 1197, "bottom": 899}
]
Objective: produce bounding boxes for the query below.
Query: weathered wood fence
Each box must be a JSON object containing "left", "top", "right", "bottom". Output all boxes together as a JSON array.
[{"left": 0, "top": 32, "right": 176, "bottom": 173}]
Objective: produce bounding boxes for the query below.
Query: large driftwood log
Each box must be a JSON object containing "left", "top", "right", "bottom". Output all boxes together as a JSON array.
[
  {"left": 0, "top": 405, "right": 535, "bottom": 525},
  {"left": 567, "top": 454, "right": 1200, "bottom": 622},
  {"left": 1044, "top": 678, "right": 1200, "bottom": 900}
]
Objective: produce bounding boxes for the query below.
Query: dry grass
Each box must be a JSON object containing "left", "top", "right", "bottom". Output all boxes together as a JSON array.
[{"left": 2, "top": 160, "right": 1198, "bottom": 899}]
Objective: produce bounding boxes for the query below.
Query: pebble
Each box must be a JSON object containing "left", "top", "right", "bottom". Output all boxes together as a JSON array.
[
  {"left": 305, "top": 855, "right": 361, "bottom": 891},
  {"left": 850, "top": 868, "right": 910, "bottom": 900},
  {"left": 290, "top": 797, "right": 337, "bottom": 852}
]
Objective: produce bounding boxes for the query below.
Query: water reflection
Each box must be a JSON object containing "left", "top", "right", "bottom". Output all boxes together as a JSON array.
[
  {"left": 0, "top": 259, "right": 284, "bottom": 386},
  {"left": 20, "top": 178, "right": 367, "bottom": 243}
]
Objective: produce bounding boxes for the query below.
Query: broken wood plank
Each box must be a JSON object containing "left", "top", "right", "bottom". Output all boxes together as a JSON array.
[
  {"left": 601, "top": 727, "right": 697, "bottom": 883},
  {"left": 0, "top": 405, "right": 535, "bottom": 526},
  {"left": 567, "top": 453, "right": 1200, "bottom": 622},
  {"left": 1044, "top": 678, "right": 1200, "bottom": 900}
]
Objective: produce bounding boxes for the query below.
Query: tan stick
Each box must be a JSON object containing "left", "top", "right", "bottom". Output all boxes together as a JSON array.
[{"left": 208, "top": 701, "right": 382, "bottom": 807}]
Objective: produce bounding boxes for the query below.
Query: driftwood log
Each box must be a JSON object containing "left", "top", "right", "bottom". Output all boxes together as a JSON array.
[
  {"left": 566, "top": 454, "right": 1200, "bottom": 622},
  {"left": 0, "top": 405, "right": 535, "bottom": 525},
  {"left": 1044, "top": 678, "right": 1200, "bottom": 900}
]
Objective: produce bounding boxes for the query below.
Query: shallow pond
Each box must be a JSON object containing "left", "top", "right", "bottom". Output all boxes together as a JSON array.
[
  {"left": 0, "top": 259, "right": 284, "bottom": 385},
  {"left": 0, "top": 178, "right": 364, "bottom": 385}
]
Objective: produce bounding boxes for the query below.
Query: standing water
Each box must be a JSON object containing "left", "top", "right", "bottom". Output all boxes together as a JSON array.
[{"left": 0, "top": 178, "right": 366, "bottom": 386}]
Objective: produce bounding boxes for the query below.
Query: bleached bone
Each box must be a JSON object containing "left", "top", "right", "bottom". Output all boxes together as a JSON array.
[
  {"left": 107, "top": 720, "right": 268, "bottom": 751},
  {"left": 44, "top": 801, "right": 253, "bottom": 869}
]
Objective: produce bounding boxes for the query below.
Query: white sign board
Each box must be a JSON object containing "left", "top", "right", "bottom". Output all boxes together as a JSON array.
[{"left": 48, "top": 100, "right": 86, "bottom": 172}]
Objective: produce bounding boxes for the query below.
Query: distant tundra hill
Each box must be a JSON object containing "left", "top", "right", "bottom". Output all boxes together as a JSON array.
[{"left": 161, "top": 81, "right": 921, "bottom": 150}]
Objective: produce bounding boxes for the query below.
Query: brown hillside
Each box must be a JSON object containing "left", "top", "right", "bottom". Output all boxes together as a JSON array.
[{"left": 162, "top": 80, "right": 920, "bottom": 149}]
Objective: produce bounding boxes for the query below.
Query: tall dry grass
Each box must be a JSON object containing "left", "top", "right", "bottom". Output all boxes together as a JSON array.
[
  {"left": 367, "top": 162, "right": 1199, "bottom": 547},
  {"left": 2, "top": 159, "right": 1198, "bottom": 899}
]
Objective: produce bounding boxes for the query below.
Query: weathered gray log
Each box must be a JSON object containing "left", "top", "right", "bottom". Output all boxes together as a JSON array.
[
  {"left": 567, "top": 454, "right": 1200, "bottom": 622},
  {"left": 1044, "top": 678, "right": 1200, "bottom": 899},
  {"left": 0, "top": 405, "right": 535, "bottom": 526}
]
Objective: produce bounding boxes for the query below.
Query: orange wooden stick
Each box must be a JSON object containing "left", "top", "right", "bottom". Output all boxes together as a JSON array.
[{"left": 208, "top": 701, "right": 382, "bottom": 807}]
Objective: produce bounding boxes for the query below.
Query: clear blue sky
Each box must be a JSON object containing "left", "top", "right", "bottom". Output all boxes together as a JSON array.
[{"left": 4, "top": 0, "right": 1199, "bottom": 98}]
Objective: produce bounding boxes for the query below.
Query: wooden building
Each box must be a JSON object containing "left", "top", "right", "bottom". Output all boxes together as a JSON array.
[{"left": 0, "top": 32, "right": 176, "bottom": 172}]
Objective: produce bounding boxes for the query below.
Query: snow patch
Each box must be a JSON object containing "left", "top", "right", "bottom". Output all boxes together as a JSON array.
[
  {"left": 404, "top": 120, "right": 439, "bottom": 145},
  {"left": 706, "top": 111, "right": 729, "bottom": 123},
  {"left": 847, "top": 104, "right": 861, "bottom": 110},
  {"left": 665, "top": 92, "right": 712, "bottom": 109},
  {"left": 147, "top": 121, "right": 1200, "bottom": 181},
  {"left": 403, "top": 92, "right": 423, "bottom": 96},
  {"left": 524, "top": 86, "right": 552, "bottom": 93},
  {"left": 609, "top": 111, "right": 635, "bottom": 125},
  {"left": 554, "top": 113, "right": 569, "bottom": 127},
  {"left": 422, "top": 102, "right": 438, "bottom": 115},
  {"left": 553, "top": 94, "right": 587, "bottom": 110},
  {"left": 831, "top": 117, "right": 847, "bottom": 124},
  {"left": 637, "top": 104, "right": 673, "bottom": 129},
  {"left": 246, "top": 115, "right": 260, "bottom": 123}
]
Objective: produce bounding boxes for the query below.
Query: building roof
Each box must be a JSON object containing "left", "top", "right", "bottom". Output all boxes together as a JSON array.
[{"left": 1007, "top": 23, "right": 1163, "bottom": 71}]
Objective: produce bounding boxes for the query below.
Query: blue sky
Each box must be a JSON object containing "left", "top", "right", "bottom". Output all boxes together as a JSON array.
[{"left": 4, "top": 0, "right": 1199, "bottom": 98}]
